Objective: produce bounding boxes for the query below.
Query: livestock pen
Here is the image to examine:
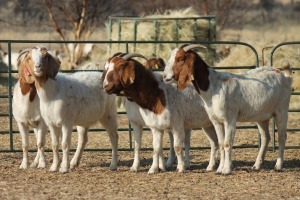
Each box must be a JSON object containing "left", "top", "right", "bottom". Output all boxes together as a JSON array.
[{"left": 0, "top": 40, "right": 300, "bottom": 199}]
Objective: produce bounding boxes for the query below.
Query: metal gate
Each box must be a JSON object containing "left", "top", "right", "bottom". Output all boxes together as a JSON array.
[
  {"left": 2, "top": 40, "right": 296, "bottom": 153},
  {"left": 270, "top": 41, "right": 300, "bottom": 150}
]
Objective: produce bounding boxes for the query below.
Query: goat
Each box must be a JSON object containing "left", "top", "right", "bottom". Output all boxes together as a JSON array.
[
  {"left": 102, "top": 53, "right": 192, "bottom": 172},
  {"left": 18, "top": 46, "right": 119, "bottom": 173},
  {"left": 145, "top": 57, "right": 166, "bottom": 69},
  {"left": 13, "top": 79, "right": 48, "bottom": 169},
  {"left": 0, "top": 49, "right": 18, "bottom": 70},
  {"left": 12, "top": 49, "right": 48, "bottom": 169},
  {"left": 164, "top": 44, "right": 292, "bottom": 175},
  {"left": 101, "top": 53, "right": 219, "bottom": 173}
]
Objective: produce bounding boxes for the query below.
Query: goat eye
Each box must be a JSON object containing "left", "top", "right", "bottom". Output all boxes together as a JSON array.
[{"left": 178, "top": 57, "right": 185, "bottom": 62}]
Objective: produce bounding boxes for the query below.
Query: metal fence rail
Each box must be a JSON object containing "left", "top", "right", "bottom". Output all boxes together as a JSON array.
[
  {"left": 2, "top": 39, "right": 295, "bottom": 154},
  {"left": 270, "top": 41, "right": 300, "bottom": 150}
]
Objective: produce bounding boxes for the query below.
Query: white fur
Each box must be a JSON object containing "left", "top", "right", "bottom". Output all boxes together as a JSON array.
[
  {"left": 12, "top": 80, "right": 48, "bottom": 169},
  {"left": 1, "top": 50, "right": 19, "bottom": 70},
  {"left": 104, "top": 61, "right": 218, "bottom": 174},
  {"left": 23, "top": 47, "right": 119, "bottom": 173},
  {"left": 164, "top": 48, "right": 292, "bottom": 175},
  {"left": 125, "top": 99, "right": 192, "bottom": 172},
  {"left": 40, "top": 72, "right": 118, "bottom": 173}
]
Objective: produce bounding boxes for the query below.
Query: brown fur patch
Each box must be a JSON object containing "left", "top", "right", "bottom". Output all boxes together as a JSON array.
[
  {"left": 107, "top": 57, "right": 166, "bottom": 114},
  {"left": 123, "top": 61, "right": 166, "bottom": 114},
  {"left": 145, "top": 58, "right": 165, "bottom": 69},
  {"left": 29, "top": 84, "right": 37, "bottom": 102},
  {"left": 20, "top": 79, "right": 31, "bottom": 95},
  {"left": 19, "top": 79, "right": 37, "bottom": 102}
]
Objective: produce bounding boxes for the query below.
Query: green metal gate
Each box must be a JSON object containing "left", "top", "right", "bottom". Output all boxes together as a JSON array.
[
  {"left": 270, "top": 41, "right": 300, "bottom": 150},
  {"left": 2, "top": 39, "right": 291, "bottom": 154}
]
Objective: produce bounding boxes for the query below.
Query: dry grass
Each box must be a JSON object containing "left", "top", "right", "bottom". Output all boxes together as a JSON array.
[{"left": 106, "top": 7, "right": 217, "bottom": 65}]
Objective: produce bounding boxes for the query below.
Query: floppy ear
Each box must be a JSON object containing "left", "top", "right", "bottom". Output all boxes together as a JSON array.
[
  {"left": 118, "top": 62, "right": 135, "bottom": 88},
  {"left": 177, "top": 55, "right": 195, "bottom": 91},
  {"left": 18, "top": 51, "right": 35, "bottom": 84},
  {"left": 46, "top": 52, "right": 61, "bottom": 79}
]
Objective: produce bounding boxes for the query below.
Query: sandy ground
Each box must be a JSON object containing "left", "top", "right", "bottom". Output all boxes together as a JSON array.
[
  {"left": 1, "top": 64, "right": 300, "bottom": 200},
  {"left": 0, "top": 149, "right": 300, "bottom": 200},
  {"left": 0, "top": 114, "right": 300, "bottom": 200}
]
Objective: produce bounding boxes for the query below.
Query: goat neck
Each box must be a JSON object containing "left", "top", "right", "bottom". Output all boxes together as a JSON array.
[{"left": 124, "top": 64, "right": 166, "bottom": 115}]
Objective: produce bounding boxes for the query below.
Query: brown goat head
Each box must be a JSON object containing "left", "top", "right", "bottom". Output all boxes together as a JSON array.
[
  {"left": 145, "top": 57, "right": 165, "bottom": 69},
  {"left": 102, "top": 57, "right": 135, "bottom": 95},
  {"left": 102, "top": 53, "right": 148, "bottom": 95},
  {"left": 164, "top": 44, "right": 208, "bottom": 93},
  {"left": 173, "top": 48, "right": 197, "bottom": 91}
]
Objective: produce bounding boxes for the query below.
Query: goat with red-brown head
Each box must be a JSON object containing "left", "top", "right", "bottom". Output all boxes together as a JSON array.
[{"left": 164, "top": 43, "right": 293, "bottom": 175}]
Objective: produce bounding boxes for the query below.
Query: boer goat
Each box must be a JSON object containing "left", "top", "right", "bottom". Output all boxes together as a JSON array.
[
  {"left": 164, "top": 44, "right": 292, "bottom": 175},
  {"left": 18, "top": 46, "right": 119, "bottom": 173},
  {"left": 101, "top": 53, "right": 192, "bottom": 172}
]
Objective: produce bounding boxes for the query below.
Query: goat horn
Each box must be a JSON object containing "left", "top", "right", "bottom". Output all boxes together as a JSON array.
[
  {"left": 122, "top": 53, "right": 148, "bottom": 61},
  {"left": 117, "top": 53, "right": 128, "bottom": 57},
  {"left": 17, "top": 48, "right": 31, "bottom": 62},
  {"left": 183, "top": 44, "right": 207, "bottom": 52}
]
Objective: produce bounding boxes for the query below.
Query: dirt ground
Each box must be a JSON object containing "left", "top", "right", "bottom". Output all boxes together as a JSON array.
[
  {"left": 1, "top": 78, "right": 300, "bottom": 200},
  {"left": 0, "top": 148, "right": 300, "bottom": 200},
  {"left": 1, "top": 114, "right": 300, "bottom": 199}
]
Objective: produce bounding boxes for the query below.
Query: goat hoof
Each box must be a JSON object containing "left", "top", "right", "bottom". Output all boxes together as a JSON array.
[
  {"left": 19, "top": 162, "right": 29, "bottom": 169},
  {"left": 30, "top": 161, "right": 38, "bottom": 168},
  {"left": 206, "top": 165, "right": 215, "bottom": 172},
  {"left": 221, "top": 167, "right": 232, "bottom": 175},
  {"left": 274, "top": 163, "right": 283, "bottom": 172},
  {"left": 148, "top": 167, "right": 159, "bottom": 174},
  {"left": 109, "top": 165, "right": 117, "bottom": 171},
  {"left": 274, "top": 167, "right": 284, "bottom": 172},
  {"left": 59, "top": 167, "right": 70, "bottom": 173},
  {"left": 251, "top": 165, "right": 261, "bottom": 171},
  {"left": 165, "top": 159, "right": 174, "bottom": 169},
  {"left": 129, "top": 167, "right": 139, "bottom": 172},
  {"left": 159, "top": 167, "right": 166, "bottom": 172},
  {"left": 70, "top": 163, "right": 78, "bottom": 170},
  {"left": 37, "top": 161, "right": 47, "bottom": 169},
  {"left": 176, "top": 168, "right": 186, "bottom": 173},
  {"left": 49, "top": 164, "right": 59, "bottom": 172}
]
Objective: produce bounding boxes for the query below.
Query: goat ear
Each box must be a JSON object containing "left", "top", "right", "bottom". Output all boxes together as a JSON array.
[
  {"left": 119, "top": 62, "right": 135, "bottom": 88},
  {"left": 177, "top": 56, "right": 194, "bottom": 91},
  {"left": 18, "top": 52, "right": 35, "bottom": 84},
  {"left": 46, "top": 52, "right": 61, "bottom": 79}
]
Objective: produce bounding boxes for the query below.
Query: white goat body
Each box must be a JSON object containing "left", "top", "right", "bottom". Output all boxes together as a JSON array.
[
  {"left": 13, "top": 80, "right": 48, "bottom": 169},
  {"left": 40, "top": 72, "right": 118, "bottom": 173},
  {"left": 18, "top": 47, "right": 119, "bottom": 173},
  {"left": 125, "top": 97, "right": 193, "bottom": 172},
  {"left": 164, "top": 45, "right": 292, "bottom": 175},
  {"left": 203, "top": 67, "right": 291, "bottom": 174}
]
